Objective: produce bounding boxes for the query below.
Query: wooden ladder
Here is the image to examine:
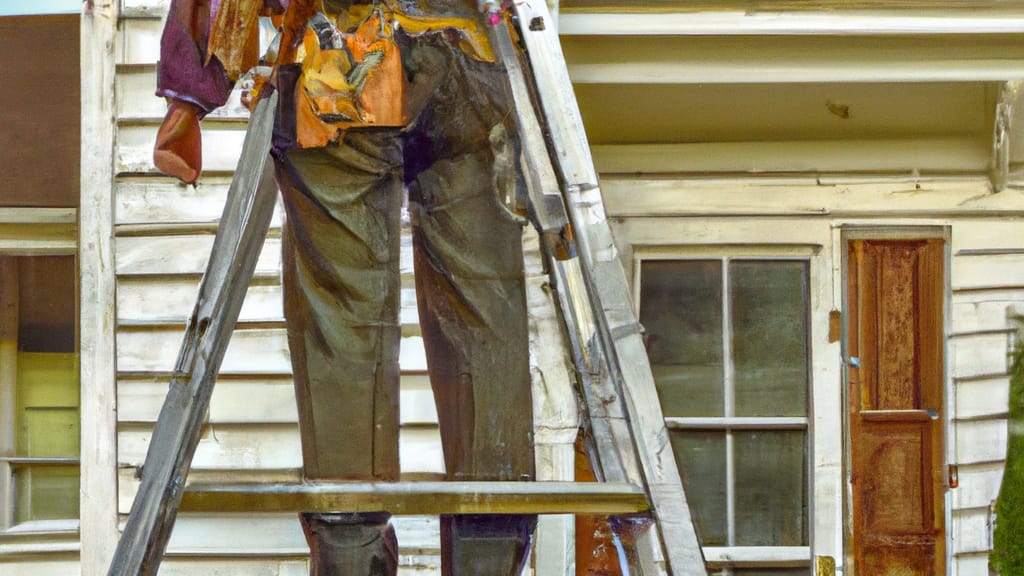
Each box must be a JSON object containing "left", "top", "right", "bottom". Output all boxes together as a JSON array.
[{"left": 106, "top": 4, "right": 705, "bottom": 575}]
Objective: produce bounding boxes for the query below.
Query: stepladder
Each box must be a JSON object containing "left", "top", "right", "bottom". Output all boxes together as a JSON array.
[{"left": 106, "top": 3, "right": 705, "bottom": 575}]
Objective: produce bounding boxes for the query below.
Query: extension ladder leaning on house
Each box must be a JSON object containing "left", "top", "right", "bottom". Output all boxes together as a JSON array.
[{"left": 106, "top": 3, "right": 705, "bottom": 575}]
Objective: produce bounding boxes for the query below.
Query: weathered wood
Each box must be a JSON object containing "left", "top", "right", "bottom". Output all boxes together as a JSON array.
[
  {"left": 591, "top": 138, "right": 990, "bottom": 175},
  {"left": 107, "top": 93, "right": 279, "bottom": 576},
  {"left": 558, "top": 9, "right": 1024, "bottom": 36},
  {"left": 600, "top": 178, "right": 1024, "bottom": 218},
  {"left": 951, "top": 333, "right": 1013, "bottom": 379},
  {"left": 180, "top": 481, "right": 649, "bottom": 515},
  {"left": 81, "top": 1, "right": 122, "bottom": 575},
  {"left": 117, "top": 123, "right": 248, "bottom": 176},
  {"left": 508, "top": 3, "right": 706, "bottom": 572},
  {"left": 115, "top": 235, "right": 281, "bottom": 275},
  {"left": 0, "top": 259, "right": 17, "bottom": 531},
  {"left": 116, "top": 376, "right": 438, "bottom": 425},
  {"left": 561, "top": 33, "right": 1024, "bottom": 84},
  {"left": 0, "top": 558, "right": 80, "bottom": 576},
  {"left": 955, "top": 420, "right": 1009, "bottom": 465},
  {"left": 116, "top": 426, "right": 445, "bottom": 494},
  {"left": 955, "top": 376, "right": 1011, "bottom": 420}
]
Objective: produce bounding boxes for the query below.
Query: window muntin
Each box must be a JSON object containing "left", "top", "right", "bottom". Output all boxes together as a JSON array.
[{"left": 639, "top": 256, "right": 811, "bottom": 569}]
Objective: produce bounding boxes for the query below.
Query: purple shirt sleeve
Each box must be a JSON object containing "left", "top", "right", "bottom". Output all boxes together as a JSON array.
[{"left": 155, "top": 0, "right": 232, "bottom": 116}]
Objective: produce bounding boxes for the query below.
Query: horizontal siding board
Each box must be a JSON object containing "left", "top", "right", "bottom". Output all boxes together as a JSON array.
[
  {"left": 115, "top": 178, "right": 282, "bottom": 226},
  {"left": 117, "top": 17, "right": 163, "bottom": 66},
  {"left": 599, "top": 177, "right": 1024, "bottom": 217},
  {"left": 115, "top": 328, "right": 428, "bottom": 373},
  {"left": 153, "top": 559, "right": 308, "bottom": 576},
  {"left": 954, "top": 419, "right": 1008, "bottom": 465},
  {"left": 0, "top": 558, "right": 79, "bottom": 576},
  {"left": 117, "top": 278, "right": 284, "bottom": 323},
  {"left": 951, "top": 332, "right": 1011, "bottom": 379},
  {"left": 952, "top": 508, "right": 993, "bottom": 555},
  {"left": 953, "top": 252, "right": 1024, "bottom": 291},
  {"left": 117, "top": 277, "right": 419, "bottom": 325},
  {"left": 952, "top": 462, "right": 1004, "bottom": 510},
  {"left": 952, "top": 218, "right": 1024, "bottom": 253},
  {"left": 116, "top": 327, "right": 294, "bottom": 374},
  {"left": 116, "top": 376, "right": 438, "bottom": 425},
  {"left": 951, "top": 289, "right": 1024, "bottom": 334},
  {"left": 116, "top": 378, "right": 299, "bottom": 424},
  {"left": 117, "top": 67, "right": 251, "bottom": 122},
  {"left": 116, "top": 236, "right": 282, "bottom": 275},
  {"left": 954, "top": 553, "right": 991, "bottom": 576},
  {"left": 955, "top": 375, "right": 1010, "bottom": 420},
  {"left": 610, "top": 216, "right": 831, "bottom": 247},
  {"left": 117, "top": 425, "right": 442, "bottom": 473},
  {"left": 117, "top": 123, "right": 247, "bottom": 175}
]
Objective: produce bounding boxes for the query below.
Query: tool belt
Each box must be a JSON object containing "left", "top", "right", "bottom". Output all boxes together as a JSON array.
[{"left": 294, "top": 6, "right": 407, "bottom": 148}]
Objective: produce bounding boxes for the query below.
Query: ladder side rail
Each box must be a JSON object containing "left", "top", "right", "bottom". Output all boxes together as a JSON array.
[
  {"left": 506, "top": 6, "right": 707, "bottom": 574},
  {"left": 486, "top": 19, "right": 640, "bottom": 488},
  {"left": 107, "top": 93, "right": 280, "bottom": 576}
]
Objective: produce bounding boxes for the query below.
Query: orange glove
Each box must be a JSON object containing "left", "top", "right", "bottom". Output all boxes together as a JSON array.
[{"left": 153, "top": 98, "right": 204, "bottom": 185}]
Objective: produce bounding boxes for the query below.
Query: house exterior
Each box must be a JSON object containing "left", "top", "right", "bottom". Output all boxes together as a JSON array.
[{"left": 1, "top": 1, "right": 1022, "bottom": 575}]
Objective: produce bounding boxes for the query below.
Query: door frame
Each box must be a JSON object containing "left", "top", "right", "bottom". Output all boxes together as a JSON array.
[{"left": 839, "top": 225, "right": 952, "bottom": 576}]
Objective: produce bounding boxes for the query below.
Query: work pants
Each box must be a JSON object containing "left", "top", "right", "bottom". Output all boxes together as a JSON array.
[{"left": 274, "top": 30, "right": 536, "bottom": 575}]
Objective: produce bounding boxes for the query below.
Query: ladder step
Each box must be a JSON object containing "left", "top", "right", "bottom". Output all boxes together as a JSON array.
[{"left": 180, "top": 481, "right": 650, "bottom": 515}]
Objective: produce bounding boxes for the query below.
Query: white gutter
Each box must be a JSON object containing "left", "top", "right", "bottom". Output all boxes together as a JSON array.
[{"left": 558, "top": 11, "right": 1024, "bottom": 35}]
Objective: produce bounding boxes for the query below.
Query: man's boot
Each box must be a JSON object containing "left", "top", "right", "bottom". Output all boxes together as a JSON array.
[
  {"left": 300, "top": 511, "right": 398, "bottom": 576},
  {"left": 441, "top": 514, "right": 537, "bottom": 576}
]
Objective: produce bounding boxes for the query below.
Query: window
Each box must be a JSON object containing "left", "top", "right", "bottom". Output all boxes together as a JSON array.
[
  {"left": 638, "top": 255, "right": 810, "bottom": 573},
  {"left": 1, "top": 255, "right": 79, "bottom": 531}
]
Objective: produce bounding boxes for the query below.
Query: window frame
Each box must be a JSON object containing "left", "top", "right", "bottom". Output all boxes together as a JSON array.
[
  {"left": 633, "top": 245, "right": 816, "bottom": 571},
  {"left": 0, "top": 207, "right": 79, "bottom": 535}
]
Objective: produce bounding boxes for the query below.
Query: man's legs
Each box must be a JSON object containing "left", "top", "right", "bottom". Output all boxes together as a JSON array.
[
  {"left": 277, "top": 131, "right": 404, "bottom": 575},
  {"left": 404, "top": 33, "right": 537, "bottom": 574}
]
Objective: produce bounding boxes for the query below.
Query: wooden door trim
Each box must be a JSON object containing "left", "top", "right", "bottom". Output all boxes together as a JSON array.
[{"left": 840, "top": 226, "right": 951, "bottom": 576}]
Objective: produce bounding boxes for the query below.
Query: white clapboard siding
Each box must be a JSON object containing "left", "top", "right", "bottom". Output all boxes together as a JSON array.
[
  {"left": 116, "top": 18, "right": 164, "bottom": 66},
  {"left": 121, "top": 0, "right": 170, "bottom": 19},
  {"left": 952, "top": 462, "right": 1005, "bottom": 510},
  {"left": 955, "top": 420, "right": 1009, "bottom": 465},
  {"left": 0, "top": 558, "right": 79, "bottom": 576},
  {"left": 116, "top": 235, "right": 282, "bottom": 276},
  {"left": 116, "top": 275, "right": 419, "bottom": 326},
  {"left": 952, "top": 218, "right": 1024, "bottom": 253},
  {"left": 115, "top": 327, "right": 428, "bottom": 373},
  {"left": 117, "top": 123, "right": 249, "bottom": 177},
  {"left": 117, "top": 277, "right": 284, "bottom": 323},
  {"left": 116, "top": 374, "right": 437, "bottom": 426},
  {"left": 116, "top": 178, "right": 267, "bottom": 225},
  {"left": 955, "top": 375, "right": 1011, "bottom": 421},
  {"left": 953, "top": 508, "right": 993, "bottom": 555},
  {"left": 952, "top": 252, "right": 1024, "bottom": 291},
  {"left": 956, "top": 554, "right": 992, "bottom": 576},
  {"left": 117, "top": 425, "right": 443, "bottom": 479},
  {"left": 600, "top": 177, "right": 1024, "bottom": 218},
  {"left": 951, "top": 289, "right": 1024, "bottom": 334},
  {"left": 117, "top": 67, "right": 252, "bottom": 122},
  {"left": 951, "top": 332, "right": 1013, "bottom": 380}
]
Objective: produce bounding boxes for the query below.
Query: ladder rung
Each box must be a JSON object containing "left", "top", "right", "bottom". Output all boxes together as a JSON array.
[{"left": 180, "top": 481, "right": 650, "bottom": 515}]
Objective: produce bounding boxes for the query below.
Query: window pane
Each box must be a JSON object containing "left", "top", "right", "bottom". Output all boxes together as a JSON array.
[
  {"left": 671, "top": 430, "right": 727, "bottom": 545},
  {"left": 733, "top": 430, "right": 808, "bottom": 546},
  {"left": 730, "top": 261, "right": 809, "bottom": 417},
  {"left": 640, "top": 260, "right": 724, "bottom": 416},
  {"left": 12, "top": 465, "right": 79, "bottom": 523}
]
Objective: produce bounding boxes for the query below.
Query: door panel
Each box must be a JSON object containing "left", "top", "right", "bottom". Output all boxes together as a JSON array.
[{"left": 847, "top": 238, "right": 945, "bottom": 576}]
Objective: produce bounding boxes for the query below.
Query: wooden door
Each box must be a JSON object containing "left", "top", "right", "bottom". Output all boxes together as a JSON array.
[{"left": 847, "top": 238, "right": 946, "bottom": 576}]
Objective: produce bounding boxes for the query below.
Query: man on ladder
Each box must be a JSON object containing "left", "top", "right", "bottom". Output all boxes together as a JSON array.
[{"left": 154, "top": 0, "right": 537, "bottom": 573}]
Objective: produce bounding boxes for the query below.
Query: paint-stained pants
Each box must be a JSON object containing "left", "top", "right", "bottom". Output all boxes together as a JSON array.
[{"left": 274, "top": 30, "right": 536, "bottom": 575}]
